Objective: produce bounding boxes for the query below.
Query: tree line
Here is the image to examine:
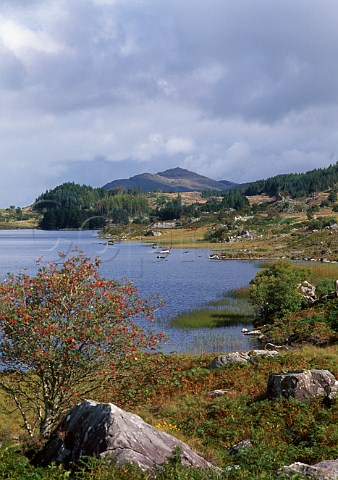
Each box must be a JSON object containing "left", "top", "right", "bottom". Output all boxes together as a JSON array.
[
  {"left": 242, "top": 162, "right": 338, "bottom": 198},
  {"left": 34, "top": 183, "right": 150, "bottom": 230}
]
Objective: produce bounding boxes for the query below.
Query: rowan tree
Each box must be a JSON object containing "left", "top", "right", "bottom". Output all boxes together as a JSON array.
[{"left": 0, "top": 251, "right": 165, "bottom": 438}]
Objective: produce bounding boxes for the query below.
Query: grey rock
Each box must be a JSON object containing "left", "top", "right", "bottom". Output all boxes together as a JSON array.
[
  {"left": 267, "top": 369, "right": 338, "bottom": 401},
  {"left": 207, "top": 389, "right": 232, "bottom": 397},
  {"left": 265, "top": 343, "right": 289, "bottom": 351},
  {"left": 34, "top": 400, "right": 217, "bottom": 474},
  {"left": 243, "top": 329, "right": 262, "bottom": 335},
  {"left": 249, "top": 349, "right": 280, "bottom": 359},
  {"left": 210, "top": 350, "right": 280, "bottom": 369},
  {"left": 277, "top": 459, "right": 338, "bottom": 479},
  {"left": 210, "top": 352, "right": 250, "bottom": 368},
  {"left": 298, "top": 281, "right": 317, "bottom": 306},
  {"left": 228, "top": 440, "right": 253, "bottom": 455}
]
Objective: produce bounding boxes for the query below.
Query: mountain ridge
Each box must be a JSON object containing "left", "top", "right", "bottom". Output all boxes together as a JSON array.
[{"left": 103, "top": 167, "right": 239, "bottom": 192}]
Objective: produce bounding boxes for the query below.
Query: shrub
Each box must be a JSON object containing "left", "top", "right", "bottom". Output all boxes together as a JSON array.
[{"left": 249, "top": 260, "right": 310, "bottom": 322}]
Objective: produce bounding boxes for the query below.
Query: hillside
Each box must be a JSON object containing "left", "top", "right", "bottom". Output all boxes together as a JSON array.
[
  {"left": 243, "top": 162, "right": 338, "bottom": 197},
  {"left": 103, "top": 167, "right": 239, "bottom": 192},
  {"left": 29, "top": 162, "right": 338, "bottom": 246}
]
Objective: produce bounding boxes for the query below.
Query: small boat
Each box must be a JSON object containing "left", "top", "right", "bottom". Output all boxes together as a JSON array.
[
  {"left": 107, "top": 239, "right": 115, "bottom": 245},
  {"left": 159, "top": 248, "right": 170, "bottom": 254}
]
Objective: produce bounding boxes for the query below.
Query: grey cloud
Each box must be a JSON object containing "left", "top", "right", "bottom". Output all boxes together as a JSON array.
[
  {"left": 0, "top": 46, "right": 26, "bottom": 89},
  {"left": 5, "top": 0, "right": 338, "bottom": 120},
  {"left": 0, "top": 0, "right": 337, "bottom": 206},
  {"left": 160, "top": 0, "right": 338, "bottom": 121}
]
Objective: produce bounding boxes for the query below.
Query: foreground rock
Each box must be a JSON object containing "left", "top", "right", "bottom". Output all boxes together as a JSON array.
[
  {"left": 34, "top": 400, "right": 216, "bottom": 474},
  {"left": 277, "top": 459, "right": 338, "bottom": 479},
  {"left": 267, "top": 369, "right": 338, "bottom": 401},
  {"left": 210, "top": 350, "right": 280, "bottom": 369}
]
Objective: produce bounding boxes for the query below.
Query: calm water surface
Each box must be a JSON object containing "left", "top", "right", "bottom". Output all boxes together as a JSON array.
[{"left": 0, "top": 229, "right": 261, "bottom": 354}]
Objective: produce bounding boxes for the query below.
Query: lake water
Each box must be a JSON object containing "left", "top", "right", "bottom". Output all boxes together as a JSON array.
[{"left": 0, "top": 229, "right": 261, "bottom": 354}]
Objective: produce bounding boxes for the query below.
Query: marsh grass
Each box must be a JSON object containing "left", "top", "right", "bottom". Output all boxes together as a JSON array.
[
  {"left": 228, "top": 286, "right": 250, "bottom": 299},
  {"left": 256, "top": 260, "right": 338, "bottom": 285},
  {"left": 306, "top": 263, "right": 338, "bottom": 283},
  {"left": 171, "top": 307, "right": 253, "bottom": 328},
  {"left": 170, "top": 287, "right": 254, "bottom": 329}
]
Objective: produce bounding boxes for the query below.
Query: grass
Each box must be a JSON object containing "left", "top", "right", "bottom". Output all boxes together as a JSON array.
[
  {"left": 143, "top": 226, "right": 212, "bottom": 249},
  {"left": 228, "top": 286, "right": 250, "bottom": 299},
  {"left": 170, "top": 288, "right": 254, "bottom": 329},
  {"left": 0, "top": 208, "right": 40, "bottom": 229},
  {"left": 257, "top": 260, "right": 338, "bottom": 285},
  {"left": 0, "top": 346, "right": 337, "bottom": 479},
  {"left": 170, "top": 307, "right": 253, "bottom": 328},
  {"left": 307, "top": 263, "right": 338, "bottom": 283}
]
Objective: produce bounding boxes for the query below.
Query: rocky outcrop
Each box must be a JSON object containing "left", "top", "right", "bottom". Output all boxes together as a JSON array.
[
  {"left": 267, "top": 369, "right": 338, "bottom": 401},
  {"left": 33, "top": 400, "right": 216, "bottom": 474},
  {"left": 299, "top": 280, "right": 317, "bottom": 306},
  {"left": 277, "top": 459, "right": 338, "bottom": 479},
  {"left": 210, "top": 350, "right": 280, "bottom": 369}
]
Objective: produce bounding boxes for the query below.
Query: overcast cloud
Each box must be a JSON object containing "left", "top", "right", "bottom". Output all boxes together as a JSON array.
[{"left": 0, "top": 0, "right": 338, "bottom": 206}]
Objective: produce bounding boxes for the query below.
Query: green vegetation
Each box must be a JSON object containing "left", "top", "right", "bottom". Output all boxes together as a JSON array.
[
  {"left": 257, "top": 261, "right": 338, "bottom": 286},
  {"left": 171, "top": 307, "right": 253, "bottom": 329},
  {"left": 33, "top": 179, "right": 250, "bottom": 231},
  {"left": 249, "top": 260, "right": 338, "bottom": 346},
  {"left": 0, "top": 347, "right": 337, "bottom": 479},
  {"left": 34, "top": 183, "right": 150, "bottom": 230},
  {"left": 202, "top": 189, "right": 250, "bottom": 212},
  {"left": 243, "top": 162, "right": 338, "bottom": 198},
  {"left": 0, "top": 206, "right": 40, "bottom": 229},
  {"left": 171, "top": 290, "right": 254, "bottom": 329},
  {"left": 249, "top": 260, "right": 310, "bottom": 322},
  {"left": 261, "top": 301, "right": 338, "bottom": 346}
]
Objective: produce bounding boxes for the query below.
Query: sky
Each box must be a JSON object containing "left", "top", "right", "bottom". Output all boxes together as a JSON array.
[{"left": 1, "top": 0, "right": 338, "bottom": 207}]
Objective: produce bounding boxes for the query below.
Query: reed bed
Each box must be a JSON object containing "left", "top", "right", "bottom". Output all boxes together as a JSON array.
[{"left": 170, "top": 287, "right": 254, "bottom": 329}]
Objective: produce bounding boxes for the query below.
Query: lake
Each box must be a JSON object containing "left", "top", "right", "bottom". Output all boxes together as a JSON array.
[{"left": 0, "top": 229, "right": 261, "bottom": 354}]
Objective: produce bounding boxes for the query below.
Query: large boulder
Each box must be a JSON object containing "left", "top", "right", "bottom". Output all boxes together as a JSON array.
[
  {"left": 33, "top": 400, "right": 216, "bottom": 474},
  {"left": 277, "top": 459, "right": 338, "bottom": 479},
  {"left": 210, "top": 350, "right": 280, "bottom": 369},
  {"left": 299, "top": 280, "right": 317, "bottom": 306},
  {"left": 267, "top": 369, "right": 338, "bottom": 401}
]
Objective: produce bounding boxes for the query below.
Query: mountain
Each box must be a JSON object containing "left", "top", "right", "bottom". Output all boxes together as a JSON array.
[{"left": 103, "top": 167, "right": 239, "bottom": 192}]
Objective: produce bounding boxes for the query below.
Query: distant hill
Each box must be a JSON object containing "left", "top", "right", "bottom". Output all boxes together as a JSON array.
[{"left": 103, "top": 167, "right": 239, "bottom": 192}]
